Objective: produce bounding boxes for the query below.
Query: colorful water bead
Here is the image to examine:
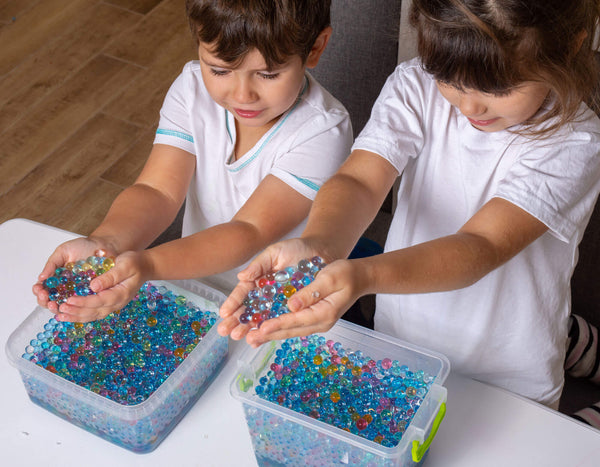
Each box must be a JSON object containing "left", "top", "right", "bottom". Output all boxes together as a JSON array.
[
  {"left": 238, "top": 257, "right": 326, "bottom": 326},
  {"left": 254, "top": 335, "right": 434, "bottom": 447},
  {"left": 42, "top": 255, "right": 116, "bottom": 305},
  {"left": 22, "top": 282, "right": 218, "bottom": 405}
]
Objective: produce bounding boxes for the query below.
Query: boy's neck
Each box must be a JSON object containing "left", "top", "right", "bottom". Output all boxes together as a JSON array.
[{"left": 233, "top": 118, "right": 278, "bottom": 160}]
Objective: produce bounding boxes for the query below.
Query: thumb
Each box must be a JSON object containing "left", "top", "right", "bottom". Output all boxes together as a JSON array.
[
  {"left": 89, "top": 268, "right": 119, "bottom": 293},
  {"left": 288, "top": 284, "right": 322, "bottom": 313}
]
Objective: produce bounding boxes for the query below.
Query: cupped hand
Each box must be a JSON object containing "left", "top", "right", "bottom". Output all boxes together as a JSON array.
[
  {"left": 218, "top": 238, "right": 328, "bottom": 340},
  {"left": 32, "top": 237, "right": 117, "bottom": 312},
  {"left": 220, "top": 258, "right": 365, "bottom": 348},
  {"left": 52, "top": 250, "right": 153, "bottom": 323}
]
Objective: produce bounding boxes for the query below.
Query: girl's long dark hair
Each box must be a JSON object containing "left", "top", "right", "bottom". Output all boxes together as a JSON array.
[{"left": 410, "top": 0, "right": 600, "bottom": 136}]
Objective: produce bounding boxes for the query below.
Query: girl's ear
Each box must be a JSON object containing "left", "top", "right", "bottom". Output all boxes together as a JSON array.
[{"left": 305, "top": 26, "right": 332, "bottom": 68}]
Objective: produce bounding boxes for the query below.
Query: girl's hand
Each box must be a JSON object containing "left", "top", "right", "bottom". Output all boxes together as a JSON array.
[
  {"left": 52, "top": 250, "right": 153, "bottom": 323},
  {"left": 32, "top": 237, "right": 117, "bottom": 312},
  {"left": 218, "top": 238, "right": 330, "bottom": 340},
  {"left": 220, "top": 257, "right": 364, "bottom": 348}
]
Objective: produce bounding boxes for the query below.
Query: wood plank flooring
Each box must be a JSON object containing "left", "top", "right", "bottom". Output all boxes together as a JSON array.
[{"left": 0, "top": 0, "right": 196, "bottom": 235}]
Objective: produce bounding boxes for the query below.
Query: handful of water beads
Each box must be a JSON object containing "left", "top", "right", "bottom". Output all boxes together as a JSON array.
[
  {"left": 42, "top": 255, "right": 115, "bottom": 305},
  {"left": 238, "top": 257, "right": 326, "bottom": 326}
]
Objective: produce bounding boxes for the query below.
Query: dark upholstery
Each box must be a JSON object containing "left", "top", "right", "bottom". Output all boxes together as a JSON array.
[{"left": 311, "top": 1, "right": 402, "bottom": 136}]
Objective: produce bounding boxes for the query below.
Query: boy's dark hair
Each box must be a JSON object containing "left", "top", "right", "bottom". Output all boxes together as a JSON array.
[
  {"left": 185, "top": 0, "right": 331, "bottom": 69},
  {"left": 410, "top": 0, "right": 600, "bottom": 136}
]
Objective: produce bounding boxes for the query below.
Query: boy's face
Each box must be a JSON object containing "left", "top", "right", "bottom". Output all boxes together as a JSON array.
[
  {"left": 198, "top": 43, "right": 307, "bottom": 130},
  {"left": 436, "top": 81, "right": 551, "bottom": 132}
]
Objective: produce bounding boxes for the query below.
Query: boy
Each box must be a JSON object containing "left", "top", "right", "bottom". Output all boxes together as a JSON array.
[{"left": 33, "top": 0, "right": 352, "bottom": 322}]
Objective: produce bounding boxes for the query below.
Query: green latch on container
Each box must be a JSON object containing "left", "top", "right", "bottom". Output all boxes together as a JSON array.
[{"left": 411, "top": 402, "right": 446, "bottom": 463}]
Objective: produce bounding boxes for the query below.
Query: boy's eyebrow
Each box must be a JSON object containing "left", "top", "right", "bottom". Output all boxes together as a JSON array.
[{"left": 200, "top": 54, "right": 286, "bottom": 73}]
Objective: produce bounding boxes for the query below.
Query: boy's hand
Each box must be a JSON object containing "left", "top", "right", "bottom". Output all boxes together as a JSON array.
[
  {"left": 52, "top": 250, "right": 152, "bottom": 323},
  {"left": 32, "top": 237, "right": 116, "bottom": 312}
]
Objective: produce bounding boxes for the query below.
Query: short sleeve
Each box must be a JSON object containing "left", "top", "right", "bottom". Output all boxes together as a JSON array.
[
  {"left": 270, "top": 110, "right": 353, "bottom": 200},
  {"left": 496, "top": 115, "right": 600, "bottom": 242},
  {"left": 154, "top": 63, "right": 196, "bottom": 155},
  {"left": 352, "top": 61, "right": 427, "bottom": 173}
]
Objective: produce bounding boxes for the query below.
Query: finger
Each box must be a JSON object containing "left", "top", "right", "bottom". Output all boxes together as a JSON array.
[
  {"left": 89, "top": 266, "right": 122, "bottom": 293},
  {"left": 286, "top": 282, "right": 324, "bottom": 313},
  {"left": 55, "top": 307, "right": 108, "bottom": 323},
  {"left": 247, "top": 320, "right": 332, "bottom": 348},
  {"left": 218, "top": 317, "right": 253, "bottom": 340},
  {"left": 246, "top": 295, "right": 339, "bottom": 347},
  {"left": 237, "top": 248, "right": 279, "bottom": 282},
  {"left": 220, "top": 280, "right": 255, "bottom": 318}
]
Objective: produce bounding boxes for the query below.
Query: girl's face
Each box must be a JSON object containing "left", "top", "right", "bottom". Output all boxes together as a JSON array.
[
  {"left": 436, "top": 81, "right": 551, "bottom": 132},
  {"left": 198, "top": 43, "right": 307, "bottom": 131}
]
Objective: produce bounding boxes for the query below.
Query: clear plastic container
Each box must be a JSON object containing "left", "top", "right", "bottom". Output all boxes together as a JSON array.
[
  {"left": 231, "top": 320, "right": 450, "bottom": 466},
  {"left": 6, "top": 280, "right": 228, "bottom": 453}
]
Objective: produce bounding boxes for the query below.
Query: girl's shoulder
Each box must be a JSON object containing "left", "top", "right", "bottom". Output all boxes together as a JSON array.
[{"left": 391, "top": 57, "right": 433, "bottom": 84}]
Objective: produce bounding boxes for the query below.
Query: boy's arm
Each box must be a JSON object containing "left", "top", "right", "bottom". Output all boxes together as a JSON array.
[
  {"left": 58, "top": 174, "right": 312, "bottom": 321},
  {"left": 90, "top": 143, "right": 195, "bottom": 253},
  {"left": 34, "top": 143, "right": 194, "bottom": 313},
  {"left": 142, "top": 174, "right": 312, "bottom": 279}
]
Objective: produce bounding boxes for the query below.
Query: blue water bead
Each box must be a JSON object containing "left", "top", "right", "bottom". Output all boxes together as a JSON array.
[{"left": 44, "top": 276, "right": 60, "bottom": 289}]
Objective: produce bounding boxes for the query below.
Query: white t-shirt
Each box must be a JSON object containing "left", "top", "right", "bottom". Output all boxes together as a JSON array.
[
  {"left": 155, "top": 61, "right": 352, "bottom": 293},
  {"left": 353, "top": 58, "right": 600, "bottom": 405}
]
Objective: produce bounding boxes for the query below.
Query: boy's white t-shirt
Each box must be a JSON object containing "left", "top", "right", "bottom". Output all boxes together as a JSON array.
[
  {"left": 353, "top": 58, "right": 600, "bottom": 405},
  {"left": 154, "top": 61, "right": 352, "bottom": 293}
]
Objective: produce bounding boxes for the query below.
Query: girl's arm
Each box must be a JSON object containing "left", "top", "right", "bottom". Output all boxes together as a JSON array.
[
  {"left": 56, "top": 173, "right": 312, "bottom": 321},
  {"left": 221, "top": 150, "right": 548, "bottom": 346}
]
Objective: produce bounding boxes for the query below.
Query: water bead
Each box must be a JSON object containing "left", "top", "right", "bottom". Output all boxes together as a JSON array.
[
  {"left": 42, "top": 255, "right": 115, "bottom": 306},
  {"left": 23, "top": 282, "right": 219, "bottom": 405},
  {"left": 238, "top": 257, "right": 326, "bottom": 325},
  {"left": 252, "top": 335, "right": 435, "bottom": 447}
]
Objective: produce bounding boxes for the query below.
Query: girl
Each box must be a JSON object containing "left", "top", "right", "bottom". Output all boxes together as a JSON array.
[
  {"left": 219, "top": 0, "right": 600, "bottom": 408},
  {"left": 32, "top": 0, "right": 352, "bottom": 322}
]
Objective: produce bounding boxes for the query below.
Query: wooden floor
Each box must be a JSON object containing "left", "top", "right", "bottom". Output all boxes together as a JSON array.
[{"left": 0, "top": 0, "right": 196, "bottom": 235}]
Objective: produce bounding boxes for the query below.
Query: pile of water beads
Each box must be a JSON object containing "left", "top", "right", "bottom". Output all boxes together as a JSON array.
[
  {"left": 239, "top": 256, "right": 326, "bottom": 326},
  {"left": 23, "top": 281, "right": 218, "bottom": 405},
  {"left": 254, "top": 334, "right": 434, "bottom": 447},
  {"left": 42, "top": 255, "right": 116, "bottom": 305}
]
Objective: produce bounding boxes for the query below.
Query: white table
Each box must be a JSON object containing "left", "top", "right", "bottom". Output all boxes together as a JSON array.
[{"left": 1, "top": 218, "right": 599, "bottom": 466}]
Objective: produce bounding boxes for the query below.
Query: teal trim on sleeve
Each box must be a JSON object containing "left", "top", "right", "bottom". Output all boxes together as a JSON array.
[
  {"left": 156, "top": 128, "right": 194, "bottom": 143},
  {"left": 291, "top": 174, "right": 320, "bottom": 192}
]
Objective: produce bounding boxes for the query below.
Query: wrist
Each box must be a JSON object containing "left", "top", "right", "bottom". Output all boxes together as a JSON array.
[
  {"left": 87, "top": 234, "right": 122, "bottom": 256},
  {"left": 352, "top": 256, "right": 378, "bottom": 297},
  {"left": 301, "top": 235, "right": 348, "bottom": 263}
]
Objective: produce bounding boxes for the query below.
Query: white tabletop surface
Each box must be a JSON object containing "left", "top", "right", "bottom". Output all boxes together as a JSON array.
[{"left": 1, "top": 218, "right": 599, "bottom": 467}]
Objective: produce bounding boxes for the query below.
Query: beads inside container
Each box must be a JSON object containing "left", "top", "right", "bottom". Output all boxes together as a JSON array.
[
  {"left": 42, "top": 255, "right": 115, "bottom": 305},
  {"left": 238, "top": 257, "right": 326, "bottom": 326},
  {"left": 254, "top": 334, "right": 434, "bottom": 447},
  {"left": 23, "top": 282, "right": 218, "bottom": 405}
]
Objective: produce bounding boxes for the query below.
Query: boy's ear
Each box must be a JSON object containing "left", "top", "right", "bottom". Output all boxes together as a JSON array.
[{"left": 305, "top": 26, "right": 332, "bottom": 68}]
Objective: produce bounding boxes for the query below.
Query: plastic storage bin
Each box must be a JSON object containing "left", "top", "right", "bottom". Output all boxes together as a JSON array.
[
  {"left": 231, "top": 320, "right": 450, "bottom": 466},
  {"left": 5, "top": 280, "right": 228, "bottom": 453}
]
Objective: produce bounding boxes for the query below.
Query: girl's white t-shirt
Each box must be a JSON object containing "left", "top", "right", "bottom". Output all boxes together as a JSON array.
[
  {"left": 154, "top": 61, "right": 352, "bottom": 293},
  {"left": 353, "top": 58, "right": 600, "bottom": 405}
]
